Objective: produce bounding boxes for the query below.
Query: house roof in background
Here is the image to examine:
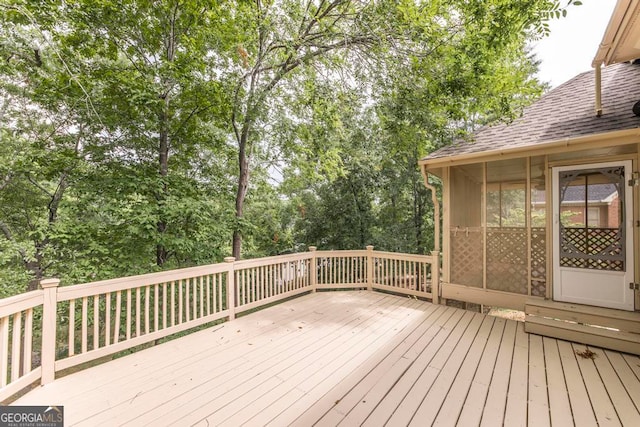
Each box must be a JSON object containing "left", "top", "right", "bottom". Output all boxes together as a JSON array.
[
  {"left": 423, "top": 62, "right": 640, "bottom": 162},
  {"left": 563, "top": 183, "right": 618, "bottom": 203},
  {"left": 533, "top": 183, "right": 618, "bottom": 204}
]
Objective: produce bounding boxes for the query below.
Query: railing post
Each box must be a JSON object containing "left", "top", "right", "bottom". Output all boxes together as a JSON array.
[
  {"left": 431, "top": 251, "right": 440, "bottom": 305},
  {"left": 224, "top": 257, "right": 236, "bottom": 320},
  {"left": 308, "top": 246, "right": 317, "bottom": 292},
  {"left": 40, "top": 278, "right": 60, "bottom": 385},
  {"left": 366, "top": 245, "right": 374, "bottom": 291}
]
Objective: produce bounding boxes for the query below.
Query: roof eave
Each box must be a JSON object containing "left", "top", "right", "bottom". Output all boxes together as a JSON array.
[
  {"left": 420, "top": 127, "right": 640, "bottom": 169},
  {"left": 592, "top": 0, "right": 640, "bottom": 67}
]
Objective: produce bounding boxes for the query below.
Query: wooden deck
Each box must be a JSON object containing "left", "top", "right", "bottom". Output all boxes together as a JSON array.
[{"left": 14, "top": 291, "right": 640, "bottom": 426}]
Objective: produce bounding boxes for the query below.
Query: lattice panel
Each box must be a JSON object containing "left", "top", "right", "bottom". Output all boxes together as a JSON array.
[
  {"left": 486, "top": 229, "right": 528, "bottom": 294},
  {"left": 560, "top": 228, "right": 624, "bottom": 271},
  {"left": 450, "top": 230, "right": 483, "bottom": 287},
  {"left": 530, "top": 227, "right": 546, "bottom": 297}
]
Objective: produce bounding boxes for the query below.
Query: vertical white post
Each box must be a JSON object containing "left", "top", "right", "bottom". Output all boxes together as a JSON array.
[
  {"left": 224, "top": 257, "right": 236, "bottom": 320},
  {"left": 431, "top": 251, "right": 440, "bottom": 305},
  {"left": 366, "top": 245, "right": 374, "bottom": 291},
  {"left": 308, "top": 246, "right": 317, "bottom": 292},
  {"left": 40, "top": 278, "right": 60, "bottom": 385}
]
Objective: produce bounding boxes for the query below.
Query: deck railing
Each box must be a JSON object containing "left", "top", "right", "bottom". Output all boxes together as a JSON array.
[{"left": 0, "top": 246, "right": 439, "bottom": 401}]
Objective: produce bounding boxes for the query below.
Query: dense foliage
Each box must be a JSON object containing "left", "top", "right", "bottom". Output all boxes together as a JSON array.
[{"left": 0, "top": 0, "right": 573, "bottom": 296}]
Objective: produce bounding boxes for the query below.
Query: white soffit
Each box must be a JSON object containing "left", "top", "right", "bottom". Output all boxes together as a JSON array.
[{"left": 593, "top": 0, "right": 640, "bottom": 66}]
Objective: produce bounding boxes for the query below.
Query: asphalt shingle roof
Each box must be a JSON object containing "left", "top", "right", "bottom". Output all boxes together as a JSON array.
[{"left": 424, "top": 62, "right": 640, "bottom": 160}]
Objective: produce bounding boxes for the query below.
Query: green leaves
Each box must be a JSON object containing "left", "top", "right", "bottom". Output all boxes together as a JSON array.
[{"left": 0, "top": 0, "right": 563, "bottom": 294}]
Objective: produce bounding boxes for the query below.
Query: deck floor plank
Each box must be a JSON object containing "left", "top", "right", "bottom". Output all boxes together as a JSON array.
[
  {"left": 12, "top": 291, "right": 640, "bottom": 427},
  {"left": 394, "top": 311, "right": 485, "bottom": 426},
  {"left": 542, "top": 337, "right": 574, "bottom": 427},
  {"left": 128, "top": 294, "right": 412, "bottom": 427},
  {"left": 91, "top": 292, "right": 378, "bottom": 426},
  {"left": 557, "top": 340, "right": 598, "bottom": 427},
  {"left": 382, "top": 310, "right": 475, "bottom": 426},
  {"left": 430, "top": 315, "right": 496, "bottom": 427},
  {"left": 309, "top": 304, "right": 445, "bottom": 426},
  {"left": 288, "top": 306, "right": 460, "bottom": 427},
  {"left": 622, "top": 353, "right": 640, "bottom": 381},
  {"left": 504, "top": 323, "right": 530, "bottom": 427},
  {"left": 455, "top": 317, "right": 506, "bottom": 426},
  {"left": 606, "top": 350, "right": 640, "bottom": 411},
  {"left": 480, "top": 319, "right": 517, "bottom": 427},
  {"left": 209, "top": 299, "right": 426, "bottom": 426},
  {"left": 572, "top": 343, "right": 621, "bottom": 427},
  {"left": 527, "top": 333, "right": 550, "bottom": 427},
  {"left": 590, "top": 347, "right": 640, "bottom": 426}
]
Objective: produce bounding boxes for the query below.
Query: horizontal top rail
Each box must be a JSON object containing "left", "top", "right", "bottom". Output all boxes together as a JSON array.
[
  {"left": 315, "top": 250, "right": 368, "bottom": 257},
  {"left": 0, "top": 290, "right": 43, "bottom": 319},
  {"left": 233, "top": 251, "right": 313, "bottom": 269},
  {"left": 56, "top": 262, "right": 232, "bottom": 301},
  {"left": 372, "top": 250, "right": 436, "bottom": 263}
]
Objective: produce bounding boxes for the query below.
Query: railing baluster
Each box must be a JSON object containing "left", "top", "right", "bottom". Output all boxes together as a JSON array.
[
  {"left": 199, "top": 276, "right": 204, "bottom": 318},
  {"left": 178, "top": 279, "right": 183, "bottom": 324},
  {"left": 23, "top": 308, "right": 33, "bottom": 374},
  {"left": 126, "top": 289, "right": 132, "bottom": 340},
  {"left": 105, "top": 292, "right": 111, "bottom": 346},
  {"left": 114, "top": 291, "right": 121, "bottom": 344},
  {"left": 1, "top": 317, "right": 9, "bottom": 387},
  {"left": 93, "top": 295, "right": 99, "bottom": 350},
  {"left": 154, "top": 284, "right": 159, "bottom": 332},
  {"left": 144, "top": 285, "right": 149, "bottom": 334},
  {"left": 205, "top": 276, "right": 210, "bottom": 316},
  {"left": 68, "top": 299, "right": 75, "bottom": 356},
  {"left": 212, "top": 275, "right": 218, "bottom": 313},
  {"left": 81, "top": 297, "right": 88, "bottom": 353},
  {"left": 162, "top": 283, "right": 168, "bottom": 329},
  {"left": 252, "top": 268, "right": 257, "bottom": 302},
  {"left": 171, "top": 281, "right": 176, "bottom": 326},
  {"left": 11, "top": 312, "right": 21, "bottom": 382},
  {"left": 191, "top": 278, "right": 197, "bottom": 320},
  {"left": 185, "top": 278, "right": 191, "bottom": 323},
  {"left": 135, "top": 287, "right": 141, "bottom": 337}
]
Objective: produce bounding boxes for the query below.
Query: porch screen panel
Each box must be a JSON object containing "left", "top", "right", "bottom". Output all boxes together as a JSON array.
[
  {"left": 450, "top": 165, "right": 483, "bottom": 287},
  {"left": 558, "top": 167, "right": 624, "bottom": 271},
  {"left": 486, "top": 159, "right": 528, "bottom": 294}
]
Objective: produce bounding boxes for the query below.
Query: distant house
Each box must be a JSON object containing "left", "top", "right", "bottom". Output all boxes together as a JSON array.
[
  {"left": 418, "top": 0, "right": 640, "bottom": 352},
  {"left": 534, "top": 182, "right": 620, "bottom": 228}
]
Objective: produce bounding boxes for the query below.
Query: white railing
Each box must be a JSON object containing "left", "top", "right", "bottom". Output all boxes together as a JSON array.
[{"left": 0, "top": 246, "right": 439, "bottom": 401}]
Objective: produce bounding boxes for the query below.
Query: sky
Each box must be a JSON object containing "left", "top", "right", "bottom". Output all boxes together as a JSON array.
[{"left": 532, "top": 0, "right": 617, "bottom": 88}]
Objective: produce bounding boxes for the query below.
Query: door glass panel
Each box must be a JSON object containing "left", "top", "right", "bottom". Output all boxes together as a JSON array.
[{"left": 558, "top": 167, "right": 624, "bottom": 271}]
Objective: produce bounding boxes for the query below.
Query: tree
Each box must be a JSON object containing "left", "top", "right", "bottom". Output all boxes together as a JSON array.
[
  {"left": 226, "top": 0, "right": 573, "bottom": 258},
  {"left": 0, "top": 1, "right": 235, "bottom": 292}
]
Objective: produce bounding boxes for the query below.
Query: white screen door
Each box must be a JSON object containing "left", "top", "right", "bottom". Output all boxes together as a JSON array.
[{"left": 552, "top": 161, "right": 634, "bottom": 311}]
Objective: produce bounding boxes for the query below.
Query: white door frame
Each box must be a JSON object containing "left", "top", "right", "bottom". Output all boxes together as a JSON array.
[{"left": 552, "top": 160, "right": 635, "bottom": 311}]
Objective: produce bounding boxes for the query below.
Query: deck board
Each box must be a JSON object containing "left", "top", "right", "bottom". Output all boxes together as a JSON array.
[
  {"left": 527, "top": 333, "right": 550, "bottom": 427},
  {"left": 480, "top": 319, "right": 517, "bottom": 426},
  {"left": 13, "top": 291, "right": 640, "bottom": 426},
  {"left": 456, "top": 317, "right": 506, "bottom": 426},
  {"left": 542, "top": 337, "right": 574, "bottom": 427}
]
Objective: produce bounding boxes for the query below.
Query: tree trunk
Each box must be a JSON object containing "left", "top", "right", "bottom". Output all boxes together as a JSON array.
[
  {"left": 157, "top": 97, "right": 170, "bottom": 266},
  {"left": 232, "top": 130, "right": 250, "bottom": 259}
]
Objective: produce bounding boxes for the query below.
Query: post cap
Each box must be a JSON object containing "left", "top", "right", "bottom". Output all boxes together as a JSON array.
[
  {"left": 224, "top": 257, "right": 236, "bottom": 263},
  {"left": 308, "top": 246, "right": 317, "bottom": 252},
  {"left": 40, "top": 278, "right": 60, "bottom": 289},
  {"left": 366, "top": 245, "right": 374, "bottom": 250}
]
